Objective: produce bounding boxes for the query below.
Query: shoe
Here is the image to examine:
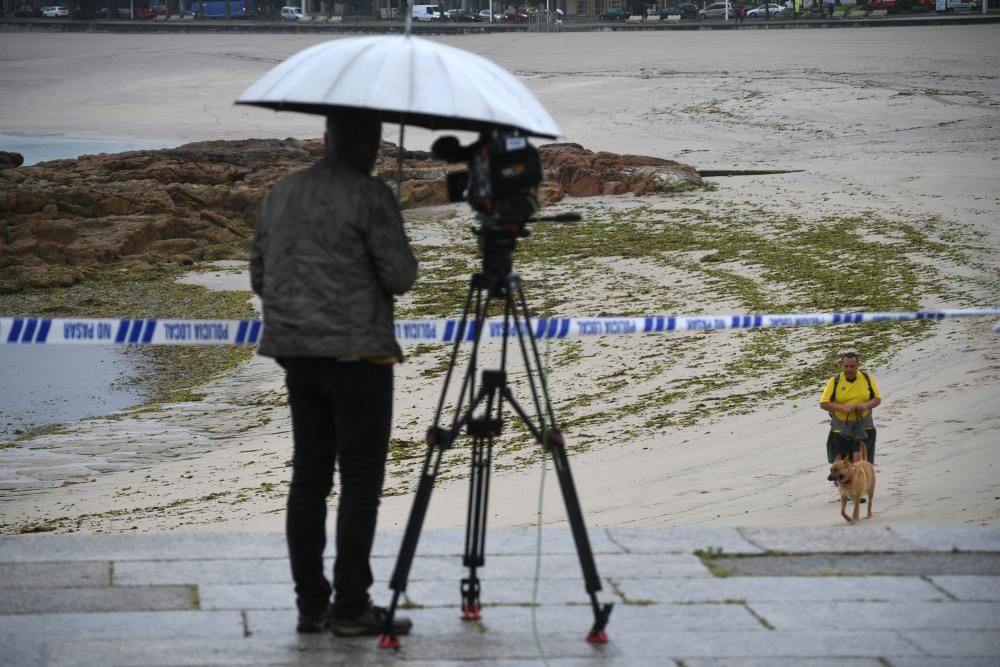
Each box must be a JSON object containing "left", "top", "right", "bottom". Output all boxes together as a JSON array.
[
  {"left": 296, "top": 606, "right": 332, "bottom": 633},
  {"left": 331, "top": 604, "right": 412, "bottom": 637}
]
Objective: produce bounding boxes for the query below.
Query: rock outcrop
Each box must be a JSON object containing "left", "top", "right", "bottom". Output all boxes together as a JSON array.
[
  {"left": 0, "top": 151, "right": 24, "bottom": 170},
  {"left": 0, "top": 139, "right": 702, "bottom": 292}
]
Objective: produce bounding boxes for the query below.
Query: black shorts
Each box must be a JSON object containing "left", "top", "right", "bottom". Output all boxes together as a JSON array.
[
  {"left": 827, "top": 432, "right": 858, "bottom": 463},
  {"left": 826, "top": 429, "right": 877, "bottom": 464}
]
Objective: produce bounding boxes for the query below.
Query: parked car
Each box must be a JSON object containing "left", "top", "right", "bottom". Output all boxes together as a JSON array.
[
  {"left": 477, "top": 8, "right": 499, "bottom": 20},
  {"left": 658, "top": 3, "right": 699, "bottom": 18},
  {"left": 280, "top": 6, "right": 302, "bottom": 19},
  {"left": 41, "top": 5, "right": 69, "bottom": 16},
  {"left": 446, "top": 8, "right": 478, "bottom": 20},
  {"left": 598, "top": 6, "right": 628, "bottom": 20},
  {"left": 699, "top": 2, "right": 733, "bottom": 18},
  {"left": 501, "top": 6, "right": 527, "bottom": 21},
  {"left": 746, "top": 3, "right": 785, "bottom": 16}
]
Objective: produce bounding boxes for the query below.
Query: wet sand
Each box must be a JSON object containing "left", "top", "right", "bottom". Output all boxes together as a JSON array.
[{"left": 1, "top": 27, "right": 998, "bottom": 532}]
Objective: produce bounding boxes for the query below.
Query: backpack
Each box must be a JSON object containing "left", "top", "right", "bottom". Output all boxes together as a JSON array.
[{"left": 829, "top": 371, "right": 874, "bottom": 404}]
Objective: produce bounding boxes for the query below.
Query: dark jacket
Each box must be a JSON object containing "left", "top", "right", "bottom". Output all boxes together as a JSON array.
[{"left": 250, "top": 156, "right": 417, "bottom": 360}]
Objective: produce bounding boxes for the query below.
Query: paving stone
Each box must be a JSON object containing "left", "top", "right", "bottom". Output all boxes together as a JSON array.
[
  {"left": 372, "top": 552, "right": 711, "bottom": 588},
  {"left": 113, "top": 558, "right": 292, "bottom": 586},
  {"left": 112, "top": 551, "right": 707, "bottom": 591},
  {"left": 200, "top": 578, "right": 616, "bottom": 611},
  {"left": 0, "top": 585, "right": 196, "bottom": 614},
  {"left": 706, "top": 552, "right": 1000, "bottom": 576},
  {"left": 0, "top": 533, "right": 288, "bottom": 562},
  {"left": 115, "top": 555, "right": 465, "bottom": 586},
  {"left": 681, "top": 660, "right": 882, "bottom": 667},
  {"left": 614, "top": 629, "right": 924, "bottom": 659},
  {"left": 931, "top": 576, "right": 1000, "bottom": 601},
  {"left": 249, "top": 662, "right": 636, "bottom": 667},
  {"left": 198, "top": 583, "right": 294, "bottom": 611},
  {"left": 899, "top": 629, "right": 1000, "bottom": 657},
  {"left": 479, "top": 527, "right": 623, "bottom": 555},
  {"left": 33, "top": 636, "right": 370, "bottom": 667},
  {"left": 35, "top": 635, "right": 624, "bottom": 666},
  {"left": 616, "top": 576, "right": 945, "bottom": 604},
  {"left": 399, "top": 577, "right": 615, "bottom": 607},
  {"left": 888, "top": 659, "right": 1000, "bottom": 667},
  {"left": 0, "top": 610, "right": 244, "bottom": 642},
  {"left": 246, "top": 663, "right": 632, "bottom": 667},
  {"left": 892, "top": 527, "right": 1000, "bottom": 552},
  {"left": 392, "top": 662, "right": 644, "bottom": 667},
  {"left": 373, "top": 553, "right": 586, "bottom": 584},
  {"left": 372, "top": 527, "right": 622, "bottom": 558},
  {"left": 246, "top": 602, "right": 762, "bottom": 639},
  {"left": 607, "top": 527, "right": 764, "bottom": 554},
  {"left": 748, "top": 601, "right": 1000, "bottom": 630},
  {"left": 0, "top": 561, "right": 110, "bottom": 588},
  {"left": 0, "top": 640, "right": 45, "bottom": 667},
  {"left": 584, "top": 552, "right": 712, "bottom": 578},
  {"left": 2, "top": 528, "right": 999, "bottom": 665},
  {"left": 739, "top": 527, "right": 917, "bottom": 553}
]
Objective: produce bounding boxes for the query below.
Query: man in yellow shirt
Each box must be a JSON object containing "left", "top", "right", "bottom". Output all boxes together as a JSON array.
[{"left": 820, "top": 352, "right": 882, "bottom": 465}]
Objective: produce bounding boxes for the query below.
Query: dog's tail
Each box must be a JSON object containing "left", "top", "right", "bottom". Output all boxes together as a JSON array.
[{"left": 859, "top": 440, "right": 868, "bottom": 463}]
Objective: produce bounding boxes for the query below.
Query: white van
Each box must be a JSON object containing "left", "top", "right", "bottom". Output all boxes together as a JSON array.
[
  {"left": 411, "top": 4, "right": 441, "bottom": 20},
  {"left": 280, "top": 6, "right": 302, "bottom": 20}
]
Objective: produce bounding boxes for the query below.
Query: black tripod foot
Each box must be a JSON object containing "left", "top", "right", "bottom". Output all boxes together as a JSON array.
[
  {"left": 586, "top": 601, "right": 613, "bottom": 643},
  {"left": 460, "top": 577, "right": 481, "bottom": 620},
  {"left": 461, "top": 603, "right": 482, "bottom": 621},
  {"left": 586, "top": 629, "right": 608, "bottom": 643},
  {"left": 377, "top": 633, "right": 400, "bottom": 649}
]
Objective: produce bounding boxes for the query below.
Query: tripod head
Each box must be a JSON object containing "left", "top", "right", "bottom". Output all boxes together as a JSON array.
[{"left": 473, "top": 209, "right": 582, "bottom": 288}]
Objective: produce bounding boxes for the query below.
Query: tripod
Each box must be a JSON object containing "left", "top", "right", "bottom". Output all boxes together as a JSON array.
[{"left": 378, "top": 213, "right": 613, "bottom": 648}]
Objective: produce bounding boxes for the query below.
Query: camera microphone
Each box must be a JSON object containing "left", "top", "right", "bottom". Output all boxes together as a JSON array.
[{"left": 431, "top": 136, "right": 482, "bottom": 163}]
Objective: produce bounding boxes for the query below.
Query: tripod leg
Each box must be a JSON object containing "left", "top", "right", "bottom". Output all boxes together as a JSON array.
[
  {"left": 461, "top": 434, "right": 493, "bottom": 620},
  {"left": 381, "top": 274, "right": 498, "bottom": 647},
  {"left": 505, "top": 275, "right": 614, "bottom": 641},
  {"left": 379, "top": 440, "right": 446, "bottom": 647},
  {"left": 547, "top": 429, "right": 614, "bottom": 642}
]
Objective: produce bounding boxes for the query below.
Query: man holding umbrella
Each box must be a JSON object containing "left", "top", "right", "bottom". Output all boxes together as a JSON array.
[
  {"left": 238, "top": 32, "right": 568, "bottom": 643},
  {"left": 250, "top": 108, "right": 418, "bottom": 636}
]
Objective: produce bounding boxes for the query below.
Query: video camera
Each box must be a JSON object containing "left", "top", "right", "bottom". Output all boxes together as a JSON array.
[{"left": 432, "top": 130, "right": 542, "bottom": 222}]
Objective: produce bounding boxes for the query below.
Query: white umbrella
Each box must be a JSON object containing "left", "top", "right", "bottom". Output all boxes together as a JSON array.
[{"left": 236, "top": 35, "right": 561, "bottom": 139}]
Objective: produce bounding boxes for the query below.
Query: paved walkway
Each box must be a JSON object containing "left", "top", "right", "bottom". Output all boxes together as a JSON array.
[{"left": 2, "top": 526, "right": 999, "bottom": 666}]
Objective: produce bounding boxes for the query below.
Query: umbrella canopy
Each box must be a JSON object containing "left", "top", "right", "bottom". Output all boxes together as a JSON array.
[{"left": 236, "top": 35, "right": 561, "bottom": 139}]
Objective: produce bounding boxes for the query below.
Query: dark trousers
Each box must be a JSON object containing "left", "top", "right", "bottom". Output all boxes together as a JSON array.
[
  {"left": 826, "top": 428, "right": 877, "bottom": 465},
  {"left": 282, "top": 357, "right": 393, "bottom": 619}
]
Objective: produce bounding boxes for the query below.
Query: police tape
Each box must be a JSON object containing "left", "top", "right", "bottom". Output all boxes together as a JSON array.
[{"left": 2, "top": 308, "right": 999, "bottom": 345}]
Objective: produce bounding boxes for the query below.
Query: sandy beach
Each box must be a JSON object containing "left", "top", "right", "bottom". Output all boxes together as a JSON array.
[{"left": 1, "top": 27, "right": 999, "bottom": 535}]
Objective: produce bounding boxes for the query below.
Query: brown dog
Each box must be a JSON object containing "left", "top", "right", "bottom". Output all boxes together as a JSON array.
[{"left": 827, "top": 458, "right": 875, "bottom": 525}]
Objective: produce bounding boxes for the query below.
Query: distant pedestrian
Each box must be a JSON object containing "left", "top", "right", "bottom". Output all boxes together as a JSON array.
[
  {"left": 736, "top": 4, "right": 746, "bottom": 24},
  {"left": 825, "top": 0, "right": 834, "bottom": 16},
  {"left": 820, "top": 352, "right": 882, "bottom": 466},
  {"left": 794, "top": 0, "right": 801, "bottom": 18}
]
